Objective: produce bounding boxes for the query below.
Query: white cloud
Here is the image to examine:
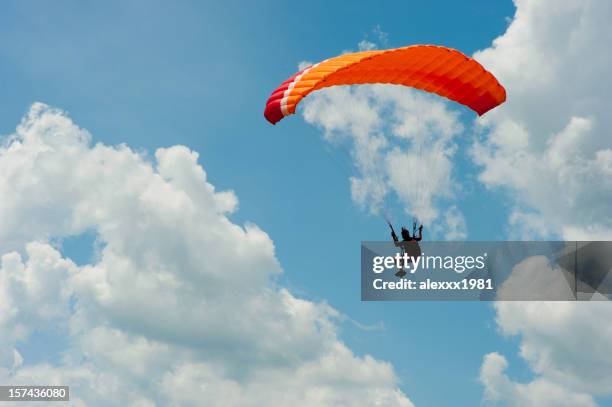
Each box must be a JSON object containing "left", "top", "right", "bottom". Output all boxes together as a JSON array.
[
  {"left": 490, "top": 300, "right": 612, "bottom": 398},
  {"left": 0, "top": 103, "right": 414, "bottom": 406},
  {"left": 372, "top": 25, "right": 389, "bottom": 48},
  {"left": 358, "top": 40, "right": 376, "bottom": 51},
  {"left": 302, "top": 85, "right": 465, "bottom": 230},
  {"left": 489, "top": 249, "right": 612, "bottom": 402},
  {"left": 473, "top": 1, "right": 612, "bottom": 405},
  {"left": 344, "top": 26, "right": 389, "bottom": 54},
  {"left": 471, "top": 0, "right": 612, "bottom": 239},
  {"left": 434, "top": 206, "right": 467, "bottom": 241},
  {"left": 480, "top": 352, "right": 596, "bottom": 407}
]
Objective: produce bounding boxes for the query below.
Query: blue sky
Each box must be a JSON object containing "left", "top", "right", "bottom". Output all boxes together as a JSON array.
[{"left": 2, "top": 1, "right": 611, "bottom": 406}]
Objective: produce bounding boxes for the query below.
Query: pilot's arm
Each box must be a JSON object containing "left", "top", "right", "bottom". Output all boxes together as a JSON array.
[{"left": 415, "top": 225, "right": 423, "bottom": 242}]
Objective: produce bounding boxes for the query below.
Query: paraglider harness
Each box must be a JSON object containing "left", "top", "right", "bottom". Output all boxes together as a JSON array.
[{"left": 388, "top": 221, "right": 423, "bottom": 278}]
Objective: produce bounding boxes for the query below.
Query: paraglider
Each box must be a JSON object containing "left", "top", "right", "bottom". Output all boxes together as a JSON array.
[
  {"left": 263, "top": 44, "right": 506, "bottom": 265},
  {"left": 264, "top": 44, "right": 506, "bottom": 125},
  {"left": 388, "top": 221, "right": 423, "bottom": 277}
]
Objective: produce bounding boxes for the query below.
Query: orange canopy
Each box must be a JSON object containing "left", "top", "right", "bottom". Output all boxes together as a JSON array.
[{"left": 264, "top": 45, "right": 506, "bottom": 124}]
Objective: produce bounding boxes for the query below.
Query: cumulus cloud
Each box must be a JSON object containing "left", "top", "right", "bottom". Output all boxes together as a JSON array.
[
  {"left": 302, "top": 85, "right": 465, "bottom": 230},
  {"left": 480, "top": 352, "right": 596, "bottom": 407},
  {"left": 486, "top": 248, "right": 612, "bottom": 403},
  {"left": 480, "top": 300, "right": 612, "bottom": 406},
  {"left": 472, "top": 0, "right": 612, "bottom": 239},
  {"left": 473, "top": 1, "right": 612, "bottom": 405},
  {"left": 0, "top": 103, "right": 414, "bottom": 406}
]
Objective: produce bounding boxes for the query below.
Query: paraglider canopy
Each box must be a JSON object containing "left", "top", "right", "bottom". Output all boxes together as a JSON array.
[{"left": 264, "top": 44, "right": 506, "bottom": 125}]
